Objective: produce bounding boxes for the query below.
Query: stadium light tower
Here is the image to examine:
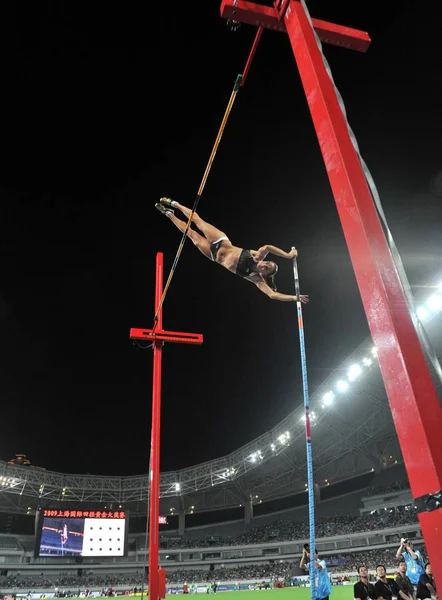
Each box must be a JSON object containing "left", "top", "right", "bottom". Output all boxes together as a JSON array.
[
  {"left": 220, "top": 0, "right": 442, "bottom": 587},
  {"left": 130, "top": 252, "right": 203, "bottom": 600}
]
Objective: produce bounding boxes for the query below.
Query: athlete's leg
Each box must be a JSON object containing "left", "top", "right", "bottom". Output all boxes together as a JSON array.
[
  {"left": 160, "top": 198, "right": 229, "bottom": 244},
  {"left": 167, "top": 213, "right": 212, "bottom": 260}
]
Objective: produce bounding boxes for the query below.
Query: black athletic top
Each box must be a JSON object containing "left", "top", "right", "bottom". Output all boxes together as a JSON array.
[{"left": 236, "top": 249, "right": 257, "bottom": 278}]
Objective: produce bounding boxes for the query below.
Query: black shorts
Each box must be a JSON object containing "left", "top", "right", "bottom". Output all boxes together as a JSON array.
[{"left": 210, "top": 237, "right": 229, "bottom": 261}]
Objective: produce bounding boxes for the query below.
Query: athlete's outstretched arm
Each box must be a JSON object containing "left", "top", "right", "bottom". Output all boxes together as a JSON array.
[
  {"left": 254, "top": 279, "right": 309, "bottom": 303},
  {"left": 254, "top": 245, "right": 298, "bottom": 260}
]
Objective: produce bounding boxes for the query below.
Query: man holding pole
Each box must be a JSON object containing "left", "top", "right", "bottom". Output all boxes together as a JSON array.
[{"left": 300, "top": 544, "right": 333, "bottom": 600}]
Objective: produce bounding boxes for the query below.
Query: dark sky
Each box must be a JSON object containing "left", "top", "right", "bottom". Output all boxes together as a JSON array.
[{"left": 0, "top": 0, "right": 441, "bottom": 477}]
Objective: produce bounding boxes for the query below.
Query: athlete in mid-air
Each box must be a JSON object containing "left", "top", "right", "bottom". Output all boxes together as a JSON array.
[{"left": 156, "top": 197, "right": 309, "bottom": 303}]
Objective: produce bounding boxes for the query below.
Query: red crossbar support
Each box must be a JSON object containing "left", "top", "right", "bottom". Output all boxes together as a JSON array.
[
  {"left": 131, "top": 253, "right": 203, "bottom": 600},
  {"left": 220, "top": 0, "right": 442, "bottom": 587},
  {"left": 130, "top": 328, "right": 203, "bottom": 345},
  {"left": 220, "top": 0, "right": 371, "bottom": 52}
]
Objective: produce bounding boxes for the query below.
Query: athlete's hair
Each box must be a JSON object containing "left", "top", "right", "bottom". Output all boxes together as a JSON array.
[{"left": 265, "top": 262, "right": 278, "bottom": 291}]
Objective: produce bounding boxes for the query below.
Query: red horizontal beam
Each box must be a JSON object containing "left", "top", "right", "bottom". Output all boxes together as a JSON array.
[
  {"left": 130, "top": 328, "right": 203, "bottom": 345},
  {"left": 220, "top": 0, "right": 371, "bottom": 52}
]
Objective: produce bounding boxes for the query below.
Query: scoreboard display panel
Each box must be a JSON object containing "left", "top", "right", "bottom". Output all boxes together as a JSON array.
[{"left": 35, "top": 509, "right": 128, "bottom": 557}]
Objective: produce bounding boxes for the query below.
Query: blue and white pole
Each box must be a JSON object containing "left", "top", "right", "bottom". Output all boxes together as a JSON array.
[{"left": 292, "top": 252, "right": 316, "bottom": 600}]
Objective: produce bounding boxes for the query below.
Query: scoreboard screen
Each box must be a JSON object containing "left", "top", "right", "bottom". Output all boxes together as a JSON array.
[{"left": 35, "top": 509, "right": 128, "bottom": 558}]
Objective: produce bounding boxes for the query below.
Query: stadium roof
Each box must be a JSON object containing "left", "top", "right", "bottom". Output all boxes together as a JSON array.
[{"left": 0, "top": 278, "right": 441, "bottom": 517}]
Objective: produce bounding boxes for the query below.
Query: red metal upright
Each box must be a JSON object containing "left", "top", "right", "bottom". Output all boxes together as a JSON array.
[
  {"left": 220, "top": 0, "right": 442, "bottom": 586},
  {"left": 131, "top": 252, "right": 203, "bottom": 600},
  {"left": 148, "top": 253, "right": 163, "bottom": 600}
]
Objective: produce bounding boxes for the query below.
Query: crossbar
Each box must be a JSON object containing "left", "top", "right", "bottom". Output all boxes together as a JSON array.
[{"left": 130, "top": 328, "right": 203, "bottom": 345}]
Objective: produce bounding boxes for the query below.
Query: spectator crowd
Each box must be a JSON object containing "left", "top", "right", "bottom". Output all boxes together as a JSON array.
[
  {"left": 166, "top": 548, "right": 427, "bottom": 584},
  {"left": 0, "top": 497, "right": 424, "bottom": 594},
  {"left": 161, "top": 506, "right": 418, "bottom": 549},
  {"left": 0, "top": 547, "right": 427, "bottom": 589},
  {"left": 0, "top": 572, "right": 145, "bottom": 591}
]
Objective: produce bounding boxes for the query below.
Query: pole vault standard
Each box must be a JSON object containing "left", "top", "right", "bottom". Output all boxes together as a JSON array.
[
  {"left": 220, "top": 0, "right": 442, "bottom": 587},
  {"left": 130, "top": 252, "right": 203, "bottom": 600}
]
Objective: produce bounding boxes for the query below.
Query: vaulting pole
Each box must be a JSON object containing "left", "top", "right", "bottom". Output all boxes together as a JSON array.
[{"left": 293, "top": 255, "right": 316, "bottom": 600}]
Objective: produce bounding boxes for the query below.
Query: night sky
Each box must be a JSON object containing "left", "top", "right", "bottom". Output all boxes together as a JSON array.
[{"left": 0, "top": 0, "right": 441, "bottom": 477}]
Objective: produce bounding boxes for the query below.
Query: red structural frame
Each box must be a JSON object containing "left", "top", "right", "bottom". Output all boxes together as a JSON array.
[
  {"left": 130, "top": 328, "right": 203, "bottom": 345},
  {"left": 130, "top": 252, "right": 203, "bottom": 600},
  {"left": 220, "top": 0, "right": 442, "bottom": 586}
]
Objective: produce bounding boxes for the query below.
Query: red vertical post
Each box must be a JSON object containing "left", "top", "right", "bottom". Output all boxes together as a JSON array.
[
  {"left": 131, "top": 253, "right": 202, "bottom": 598},
  {"left": 149, "top": 252, "right": 163, "bottom": 600},
  {"left": 281, "top": 1, "right": 442, "bottom": 585}
]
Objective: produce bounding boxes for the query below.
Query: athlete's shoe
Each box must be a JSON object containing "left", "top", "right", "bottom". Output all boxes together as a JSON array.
[
  {"left": 155, "top": 202, "right": 174, "bottom": 216},
  {"left": 159, "top": 197, "right": 175, "bottom": 208}
]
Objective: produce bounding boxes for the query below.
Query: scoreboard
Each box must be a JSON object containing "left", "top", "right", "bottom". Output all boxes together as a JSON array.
[{"left": 35, "top": 509, "right": 128, "bottom": 558}]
